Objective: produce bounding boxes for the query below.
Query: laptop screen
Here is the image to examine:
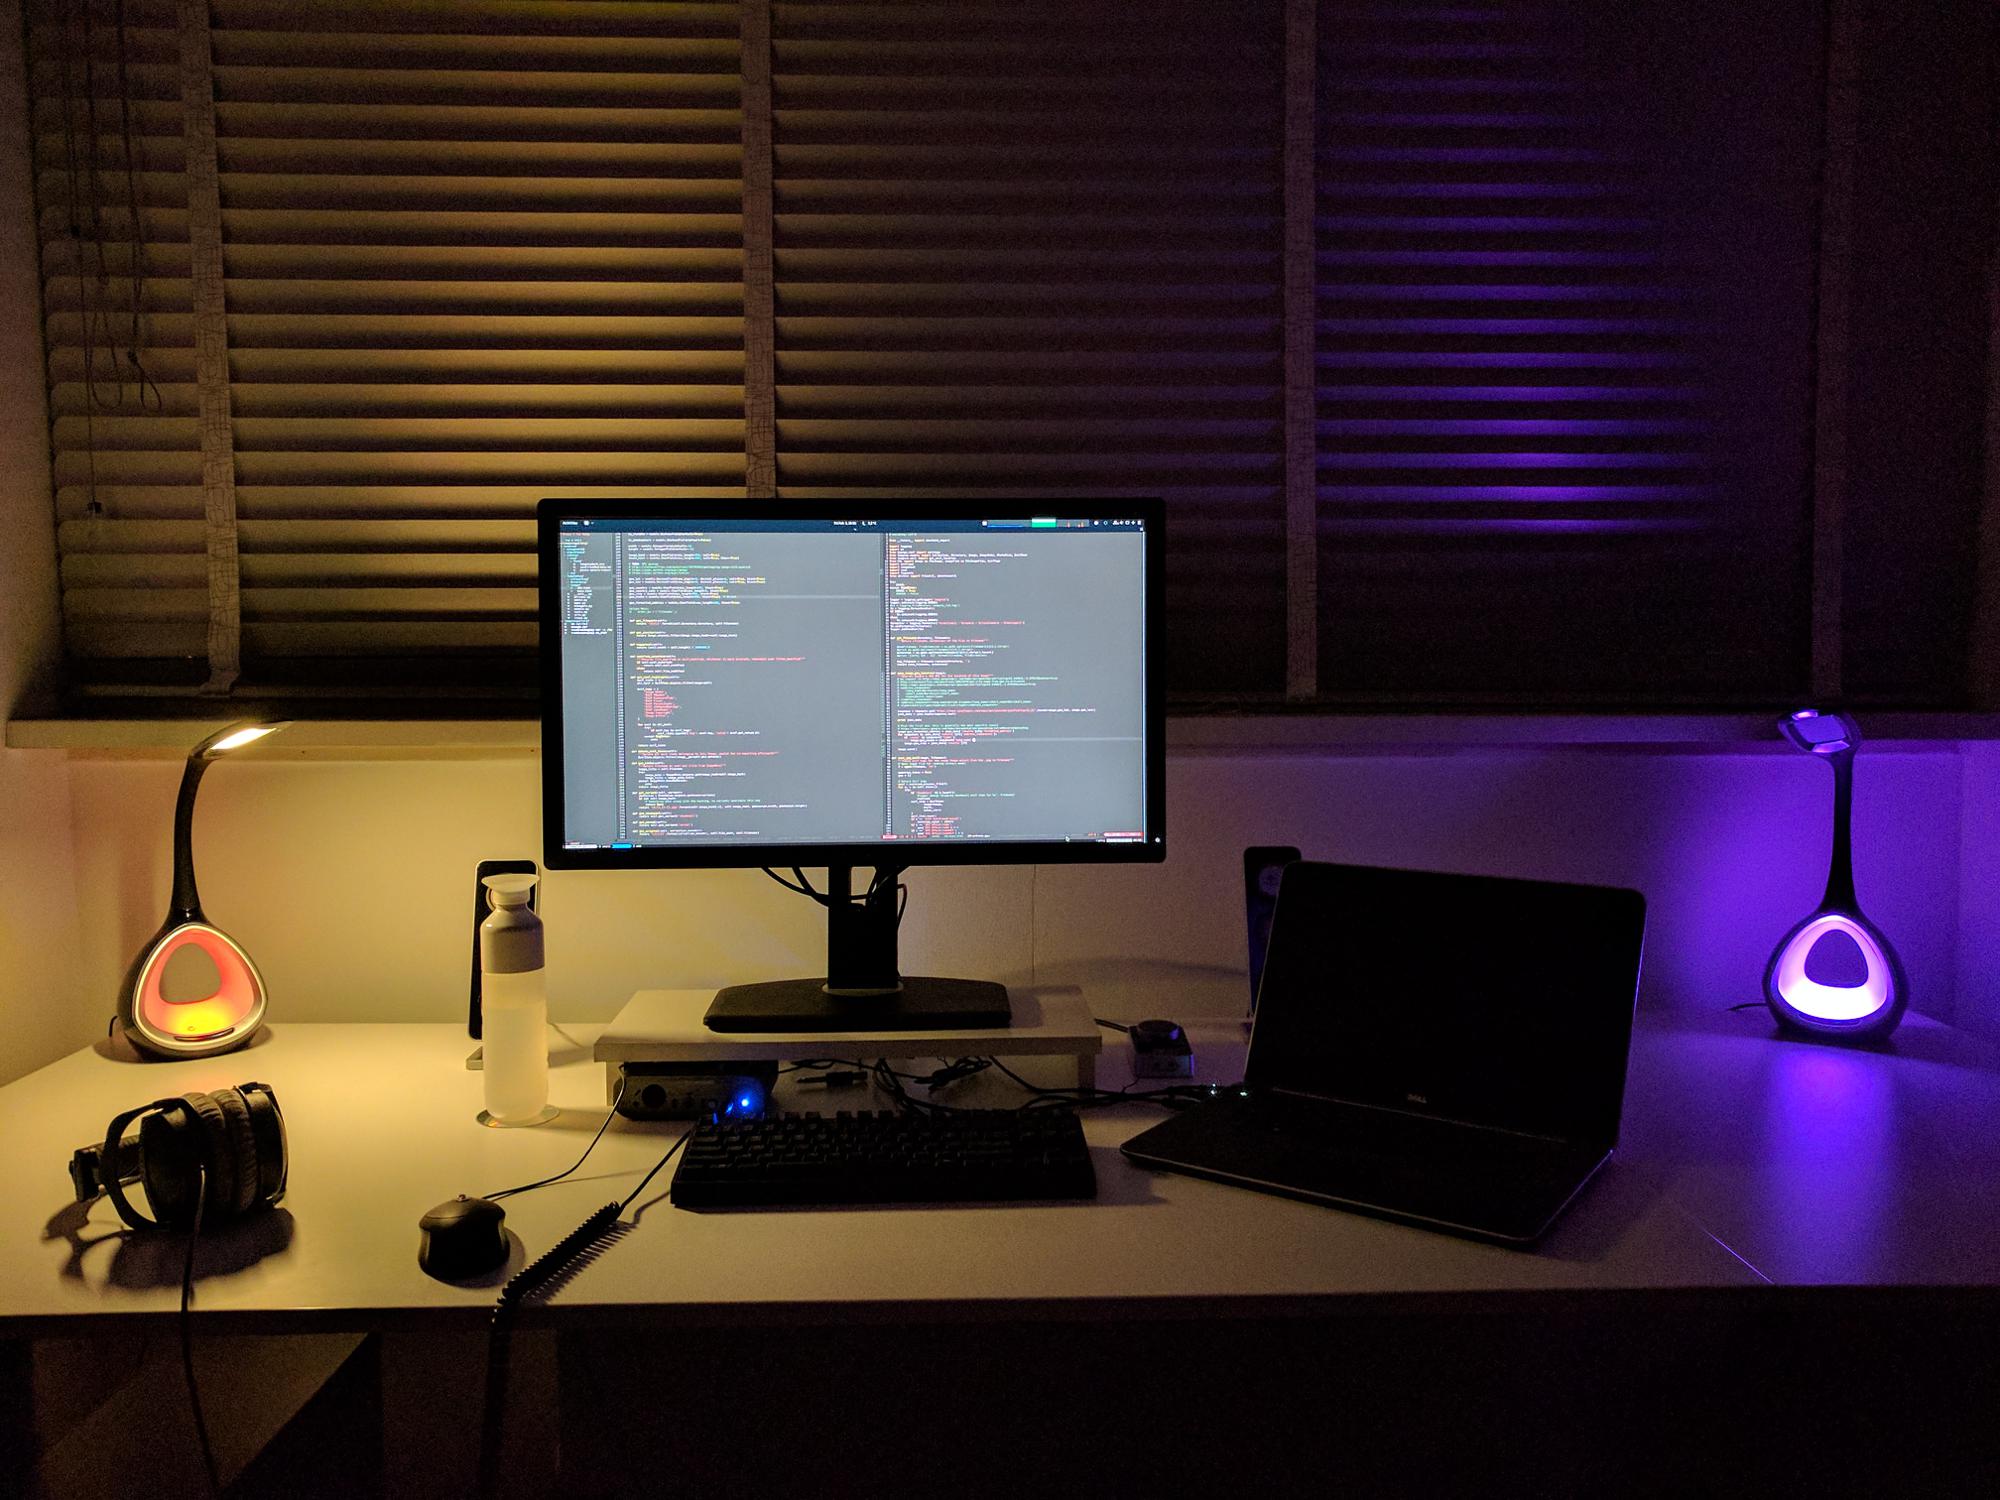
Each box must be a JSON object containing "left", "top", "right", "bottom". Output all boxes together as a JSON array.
[{"left": 1246, "top": 863, "right": 1646, "bottom": 1145}]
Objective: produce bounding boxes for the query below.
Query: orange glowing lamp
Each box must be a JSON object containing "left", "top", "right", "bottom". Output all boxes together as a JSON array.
[{"left": 116, "top": 721, "right": 288, "bottom": 1058}]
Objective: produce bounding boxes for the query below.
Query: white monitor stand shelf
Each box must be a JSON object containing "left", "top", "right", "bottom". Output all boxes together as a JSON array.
[{"left": 594, "top": 987, "right": 1103, "bottom": 1096}]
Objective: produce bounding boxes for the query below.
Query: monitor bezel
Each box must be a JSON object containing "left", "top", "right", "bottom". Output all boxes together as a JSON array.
[{"left": 537, "top": 497, "right": 1167, "bottom": 871}]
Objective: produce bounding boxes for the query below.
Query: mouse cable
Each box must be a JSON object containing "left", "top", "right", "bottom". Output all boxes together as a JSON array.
[
  {"left": 478, "top": 1125, "right": 690, "bottom": 1497},
  {"left": 1094, "top": 1018, "right": 1131, "bottom": 1032},
  {"left": 479, "top": 1199, "right": 623, "bottom": 1496},
  {"left": 180, "top": 1163, "right": 223, "bottom": 1500},
  {"left": 482, "top": 1073, "right": 629, "bottom": 1204},
  {"left": 489, "top": 1122, "right": 691, "bottom": 1322}
]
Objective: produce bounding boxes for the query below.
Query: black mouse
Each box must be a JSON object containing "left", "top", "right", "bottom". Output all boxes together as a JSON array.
[
  {"left": 1130, "top": 1019, "right": 1183, "bottom": 1045},
  {"left": 418, "top": 1195, "right": 509, "bottom": 1281}
]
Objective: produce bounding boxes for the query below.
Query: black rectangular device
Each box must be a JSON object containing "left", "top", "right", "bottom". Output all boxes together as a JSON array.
[
  {"left": 1121, "top": 861, "right": 1647, "bottom": 1244},
  {"left": 537, "top": 499, "right": 1166, "bottom": 1032},
  {"left": 1243, "top": 844, "right": 1301, "bottom": 1015}
]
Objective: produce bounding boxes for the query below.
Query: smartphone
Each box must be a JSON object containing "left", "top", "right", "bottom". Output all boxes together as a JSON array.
[
  {"left": 1243, "top": 845, "right": 1301, "bottom": 1017},
  {"left": 470, "top": 858, "right": 537, "bottom": 1039}
]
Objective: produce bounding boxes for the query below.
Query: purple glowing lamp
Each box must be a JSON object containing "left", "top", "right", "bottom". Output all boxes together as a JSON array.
[{"left": 1762, "top": 710, "right": 1907, "bottom": 1041}]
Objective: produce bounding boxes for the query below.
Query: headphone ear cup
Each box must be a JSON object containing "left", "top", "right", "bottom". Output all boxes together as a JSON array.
[
  {"left": 240, "top": 1087, "right": 287, "bottom": 1204},
  {"left": 212, "top": 1088, "right": 262, "bottom": 1218},
  {"left": 177, "top": 1092, "right": 238, "bottom": 1224},
  {"left": 137, "top": 1108, "right": 199, "bottom": 1230}
]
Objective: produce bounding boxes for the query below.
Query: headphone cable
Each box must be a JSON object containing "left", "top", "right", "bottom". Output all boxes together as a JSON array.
[{"left": 180, "top": 1164, "right": 222, "bottom": 1499}]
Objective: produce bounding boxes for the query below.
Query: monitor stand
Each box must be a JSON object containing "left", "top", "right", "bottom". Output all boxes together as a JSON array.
[{"left": 703, "top": 865, "right": 1012, "bottom": 1033}]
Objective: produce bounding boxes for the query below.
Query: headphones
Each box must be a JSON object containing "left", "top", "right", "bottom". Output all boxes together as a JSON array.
[{"left": 69, "top": 1083, "right": 288, "bottom": 1232}]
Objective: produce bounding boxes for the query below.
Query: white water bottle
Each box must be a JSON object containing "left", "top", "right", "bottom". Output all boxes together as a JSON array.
[{"left": 479, "top": 873, "right": 552, "bottom": 1126}]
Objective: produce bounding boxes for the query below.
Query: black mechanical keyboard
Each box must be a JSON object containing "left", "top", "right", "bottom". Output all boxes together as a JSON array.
[{"left": 670, "top": 1108, "right": 1097, "bottom": 1207}]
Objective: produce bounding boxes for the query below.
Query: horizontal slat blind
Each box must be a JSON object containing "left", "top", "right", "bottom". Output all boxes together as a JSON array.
[
  {"left": 33, "top": 0, "right": 196, "bottom": 668},
  {"left": 1314, "top": 0, "right": 1820, "bottom": 702},
  {"left": 26, "top": 0, "right": 1859, "bottom": 708},
  {"left": 770, "top": 0, "right": 1289, "bottom": 694},
  {"left": 32, "top": 0, "right": 745, "bottom": 692}
]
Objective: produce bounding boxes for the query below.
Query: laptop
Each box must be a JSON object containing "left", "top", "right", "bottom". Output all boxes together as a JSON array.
[{"left": 1120, "top": 862, "right": 1646, "bottom": 1244}]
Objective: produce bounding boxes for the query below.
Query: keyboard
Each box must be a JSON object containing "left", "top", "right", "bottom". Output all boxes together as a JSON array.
[{"left": 670, "top": 1108, "right": 1097, "bottom": 1208}]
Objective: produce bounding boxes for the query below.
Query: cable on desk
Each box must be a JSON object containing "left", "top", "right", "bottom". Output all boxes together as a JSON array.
[
  {"left": 618, "top": 1125, "right": 693, "bottom": 1214},
  {"left": 786, "top": 1052, "right": 1237, "bottom": 1120},
  {"left": 482, "top": 1073, "right": 628, "bottom": 1203},
  {"left": 180, "top": 1163, "right": 222, "bottom": 1500},
  {"left": 983, "top": 1056, "right": 1244, "bottom": 1113}
]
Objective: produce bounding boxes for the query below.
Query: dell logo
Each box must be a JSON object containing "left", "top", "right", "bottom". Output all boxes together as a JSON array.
[{"left": 1407, "top": 1093, "right": 1429, "bottom": 1105}]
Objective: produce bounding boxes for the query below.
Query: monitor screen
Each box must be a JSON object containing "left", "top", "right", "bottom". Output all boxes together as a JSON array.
[{"left": 539, "top": 500, "right": 1165, "bottom": 869}]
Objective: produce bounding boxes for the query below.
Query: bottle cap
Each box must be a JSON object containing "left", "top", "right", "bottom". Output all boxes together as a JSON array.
[{"left": 483, "top": 873, "right": 537, "bottom": 909}]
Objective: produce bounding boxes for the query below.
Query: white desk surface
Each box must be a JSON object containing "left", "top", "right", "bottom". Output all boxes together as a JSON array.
[{"left": 4, "top": 1001, "right": 1999, "bottom": 1335}]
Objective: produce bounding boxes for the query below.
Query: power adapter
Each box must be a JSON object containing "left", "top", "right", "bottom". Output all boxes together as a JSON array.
[{"left": 613, "top": 1061, "right": 779, "bottom": 1120}]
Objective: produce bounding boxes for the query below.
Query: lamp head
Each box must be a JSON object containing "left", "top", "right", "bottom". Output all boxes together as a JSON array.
[
  {"left": 1778, "top": 708, "right": 1858, "bottom": 757},
  {"left": 192, "top": 720, "right": 291, "bottom": 761}
]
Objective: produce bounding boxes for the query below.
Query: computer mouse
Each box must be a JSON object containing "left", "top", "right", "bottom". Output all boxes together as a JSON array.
[
  {"left": 417, "top": 1195, "right": 509, "bottom": 1281},
  {"left": 1131, "top": 1019, "right": 1183, "bottom": 1045}
]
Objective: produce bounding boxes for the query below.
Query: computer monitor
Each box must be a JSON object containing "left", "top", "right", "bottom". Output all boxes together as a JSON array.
[{"left": 538, "top": 498, "right": 1165, "bottom": 1032}]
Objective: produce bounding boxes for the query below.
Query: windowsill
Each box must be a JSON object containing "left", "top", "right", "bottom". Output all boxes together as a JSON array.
[{"left": 10, "top": 712, "right": 2000, "bottom": 759}]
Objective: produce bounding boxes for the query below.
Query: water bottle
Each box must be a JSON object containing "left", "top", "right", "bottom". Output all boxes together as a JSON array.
[{"left": 479, "top": 873, "right": 553, "bottom": 1126}]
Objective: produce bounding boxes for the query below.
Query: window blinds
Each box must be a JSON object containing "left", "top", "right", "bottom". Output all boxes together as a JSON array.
[
  {"left": 28, "top": 0, "right": 1849, "bottom": 707},
  {"left": 33, "top": 0, "right": 745, "bottom": 696},
  {"left": 768, "top": 0, "right": 1289, "bottom": 695}
]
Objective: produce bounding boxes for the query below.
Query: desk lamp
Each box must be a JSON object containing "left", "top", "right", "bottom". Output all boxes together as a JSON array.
[
  {"left": 116, "top": 720, "right": 290, "bottom": 1058},
  {"left": 1762, "top": 709, "right": 1906, "bottom": 1042}
]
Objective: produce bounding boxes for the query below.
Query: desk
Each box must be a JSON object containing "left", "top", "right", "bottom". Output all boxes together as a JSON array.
[{"left": 4, "top": 997, "right": 1999, "bottom": 1497}]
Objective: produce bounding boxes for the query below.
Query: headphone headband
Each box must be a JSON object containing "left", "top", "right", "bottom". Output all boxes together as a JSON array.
[{"left": 99, "top": 1097, "right": 191, "bottom": 1231}]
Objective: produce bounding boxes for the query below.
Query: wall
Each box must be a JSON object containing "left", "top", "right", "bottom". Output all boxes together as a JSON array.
[
  {"left": 0, "top": 0, "right": 84, "bottom": 1087},
  {"left": 1959, "top": 741, "right": 2000, "bottom": 1045},
  {"left": 64, "top": 743, "right": 1966, "bottom": 1035}
]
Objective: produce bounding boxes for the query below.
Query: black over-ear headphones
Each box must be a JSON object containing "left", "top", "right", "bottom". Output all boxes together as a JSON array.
[{"left": 69, "top": 1083, "right": 288, "bottom": 1232}]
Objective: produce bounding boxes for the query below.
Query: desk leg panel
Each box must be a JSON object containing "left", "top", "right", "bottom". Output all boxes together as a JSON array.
[{"left": 550, "top": 1295, "right": 2000, "bottom": 1498}]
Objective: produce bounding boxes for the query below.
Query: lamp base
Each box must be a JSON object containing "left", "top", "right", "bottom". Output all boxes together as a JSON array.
[
  {"left": 1763, "top": 906, "right": 1907, "bottom": 1042},
  {"left": 116, "top": 918, "right": 268, "bottom": 1059}
]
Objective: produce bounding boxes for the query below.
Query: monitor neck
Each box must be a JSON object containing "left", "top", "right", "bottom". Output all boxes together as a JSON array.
[{"left": 823, "top": 864, "right": 905, "bottom": 996}]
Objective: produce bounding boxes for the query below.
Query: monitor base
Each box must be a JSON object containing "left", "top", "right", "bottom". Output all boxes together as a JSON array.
[{"left": 704, "top": 977, "right": 1012, "bottom": 1033}]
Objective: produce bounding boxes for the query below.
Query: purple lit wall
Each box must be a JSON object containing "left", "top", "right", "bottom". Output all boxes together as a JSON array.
[
  {"left": 1028, "top": 746, "right": 1964, "bottom": 1032},
  {"left": 1957, "top": 745, "right": 2000, "bottom": 1044},
  {"left": 57, "top": 743, "right": 1980, "bottom": 1041}
]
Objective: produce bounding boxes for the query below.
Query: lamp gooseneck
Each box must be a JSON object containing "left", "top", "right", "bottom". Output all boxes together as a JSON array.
[
  {"left": 1820, "top": 745, "right": 1858, "bottom": 912},
  {"left": 169, "top": 750, "right": 212, "bottom": 924}
]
